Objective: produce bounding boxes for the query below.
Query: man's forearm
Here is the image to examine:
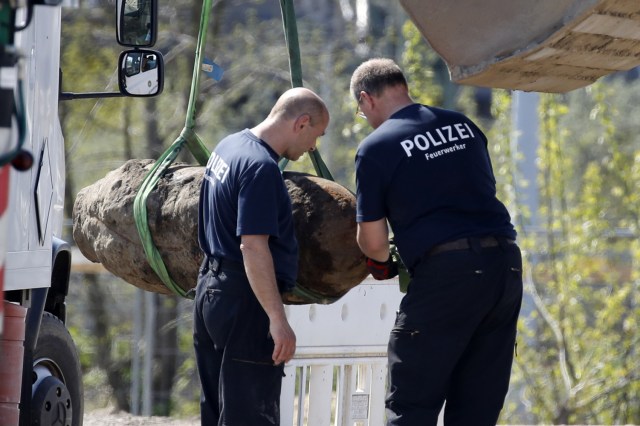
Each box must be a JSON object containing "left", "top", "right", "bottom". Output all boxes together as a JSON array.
[
  {"left": 240, "top": 234, "right": 296, "bottom": 364},
  {"left": 240, "top": 237, "right": 287, "bottom": 322},
  {"left": 357, "top": 219, "right": 391, "bottom": 261}
]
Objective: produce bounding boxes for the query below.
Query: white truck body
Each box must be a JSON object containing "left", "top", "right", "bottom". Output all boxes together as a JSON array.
[
  {"left": 1, "top": 3, "right": 94, "bottom": 425},
  {"left": 5, "top": 5, "right": 64, "bottom": 291}
]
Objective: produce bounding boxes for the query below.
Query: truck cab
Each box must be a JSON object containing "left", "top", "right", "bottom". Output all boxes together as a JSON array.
[{"left": 0, "top": 1, "right": 162, "bottom": 425}]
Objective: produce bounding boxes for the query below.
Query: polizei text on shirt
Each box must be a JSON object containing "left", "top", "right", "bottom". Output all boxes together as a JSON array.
[
  {"left": 400, "top": 122, "right": 474, "bottom": 160},
  {"left": 204, "top": 151, "right": 230, "bottom": 184}
]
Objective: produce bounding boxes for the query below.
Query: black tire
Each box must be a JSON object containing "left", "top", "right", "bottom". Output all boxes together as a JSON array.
[{"left": 32, "top": 312, "right": 84, "bottom": 426}]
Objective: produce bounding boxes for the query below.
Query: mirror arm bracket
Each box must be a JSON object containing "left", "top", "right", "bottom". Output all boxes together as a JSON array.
[{"left": 59, "top": 91, "right": 125, "bottom": 101}]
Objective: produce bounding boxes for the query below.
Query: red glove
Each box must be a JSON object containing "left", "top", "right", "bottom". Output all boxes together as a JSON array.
[{"left": 366, "top": 256, "right": 399, "bottom": 280}]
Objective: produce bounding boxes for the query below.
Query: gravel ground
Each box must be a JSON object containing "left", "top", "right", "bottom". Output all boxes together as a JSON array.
[
  {"left": 83, "top": 409, "right": 634, "bottom": 426},
  {"left": 84, "top": 408, "right": 199, "bottom": 425},
  {"left": 83, "top": 410, "right": 634, "bottom": 426}
]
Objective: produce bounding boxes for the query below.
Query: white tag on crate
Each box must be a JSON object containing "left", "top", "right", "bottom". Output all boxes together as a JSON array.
[{"left": 351, "top": 393, "right": 369, "bottom": 420}]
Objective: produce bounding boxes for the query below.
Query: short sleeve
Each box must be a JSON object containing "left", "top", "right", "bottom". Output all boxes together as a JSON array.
[
  {"left": 237, "top": 163, "right": 283, "bottom": 236},
  {"left": 355, "top": 150, "right": 387, "bottom": 223}
]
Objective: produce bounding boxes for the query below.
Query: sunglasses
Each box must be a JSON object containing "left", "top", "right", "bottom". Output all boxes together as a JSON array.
[{"left": 355, "top": 96, "right": 366, "bottom": 119}]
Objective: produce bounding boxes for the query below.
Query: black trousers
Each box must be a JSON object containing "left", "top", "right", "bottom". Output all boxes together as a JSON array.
[
  {"left": 386, "top": 241, "right": 523, "bottom": 426},
  {"left": 193, "top": 259, "right": 284, "bottom": 426}
]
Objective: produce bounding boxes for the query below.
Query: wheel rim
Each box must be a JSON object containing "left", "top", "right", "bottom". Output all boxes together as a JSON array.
[
  {"left": 33, "top": 358, "right": 66, "bottom": 389},
  {"left": 32, "top": 358, "right": 73, "bottom": 426}
]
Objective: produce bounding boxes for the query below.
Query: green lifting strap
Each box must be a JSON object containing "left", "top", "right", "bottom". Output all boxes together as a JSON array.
[
  {"left": 278, "top": 0, "right": 334, "bottom": 182},
  {"left": 279, "top": 0, "right": 338, "bottom": 304},
  {"left": 133, "top": 0, "right": 336, "bottom": 301},
  {"left": 132, "top": 0, "right": 214, "bottom": 299}
]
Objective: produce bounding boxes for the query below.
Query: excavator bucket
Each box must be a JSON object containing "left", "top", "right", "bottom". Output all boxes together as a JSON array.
[{"left": 399, "top": 0, "right": 640, "bottom": 93}]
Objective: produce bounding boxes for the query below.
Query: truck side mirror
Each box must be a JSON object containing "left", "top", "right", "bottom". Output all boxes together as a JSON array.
[
  {"left": 116, "top": 0, "right": 157, "bottom": 47},
  {"left": 118, "top": 49, "right": 164, "bottom": 97}
]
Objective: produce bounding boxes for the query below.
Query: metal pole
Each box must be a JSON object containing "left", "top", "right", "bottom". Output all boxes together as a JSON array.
[
  {"left": 130, "top": 288, "right": 144, "bottom": 415},
  {"left": 142, "top": 291, "right": 156, "bottom": 416},
  {"left": 511, "top": 91, "right": 541, "bottom": 232}
]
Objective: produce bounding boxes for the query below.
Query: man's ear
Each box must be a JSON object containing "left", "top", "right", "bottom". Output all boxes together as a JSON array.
[
  {"left": 294, "top": 113, "right": 311, "bottom": 132},
  {"left": 360, "top": 91, "right": 373, "bottom": 109}
]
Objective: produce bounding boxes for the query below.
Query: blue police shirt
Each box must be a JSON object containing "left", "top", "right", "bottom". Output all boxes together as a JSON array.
[
  {"left": 198, "top": 129, "right": 298, "bottom": 291},
  {"left": 355, "top": 104, "right": 516, "bottom": 270}
]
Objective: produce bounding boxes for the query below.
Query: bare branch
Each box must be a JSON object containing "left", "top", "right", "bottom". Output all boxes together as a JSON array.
[{"left": 523, "top": 263, "right": 573, "bottom": 396}]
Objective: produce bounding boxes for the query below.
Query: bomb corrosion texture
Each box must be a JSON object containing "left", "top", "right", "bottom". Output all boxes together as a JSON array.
[{"left": 73, "top": 160, "right": 368, "bottom": 304}]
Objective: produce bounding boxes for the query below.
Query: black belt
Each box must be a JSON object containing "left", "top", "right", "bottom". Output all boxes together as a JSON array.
[
  {"left": 201, "top": 256, "right": 292, "bottom": 293},
  {"left": 427, "top": 236, "right": 516, "bottom": 257},
  {"left": 202, "top": 256, "right": 245, "bottom": 274}
]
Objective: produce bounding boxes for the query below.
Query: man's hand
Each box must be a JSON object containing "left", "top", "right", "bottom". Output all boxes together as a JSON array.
[
  {"left": 269, "top": 317, "right": 296, "bottom": 365},
  {"left": 366, "top": 256, "right": 399, "bottom": 280}
]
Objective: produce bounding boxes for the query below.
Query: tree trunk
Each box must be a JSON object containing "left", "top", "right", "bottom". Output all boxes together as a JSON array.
[
  {"left": 85, "top": 273, "right": 131, "bottom": 412},
  {"left": 152, "top": 296, "right": 178, "bottom": 416}
]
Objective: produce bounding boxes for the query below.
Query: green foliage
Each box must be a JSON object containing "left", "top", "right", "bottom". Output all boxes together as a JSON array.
[
  {"left": 171, "top": 307, "right": 201, "bottom": 417},
  {"left": 400, "top": 21, "right": 441, "bottom": 107},
  {"left": 500, "top": 83, "right": 640, "bottom": 424},
  {"left": 484, "top": 89, "right": 517, "bottom": 213}
]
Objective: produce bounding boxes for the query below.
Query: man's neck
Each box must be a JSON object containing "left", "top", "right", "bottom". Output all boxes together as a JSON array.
[
  {"left": 378, "top": 87, "right": 414, "bottom": 122},
  {"left": 250, "top": 121, "right": 285, "bottom": 157}
]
